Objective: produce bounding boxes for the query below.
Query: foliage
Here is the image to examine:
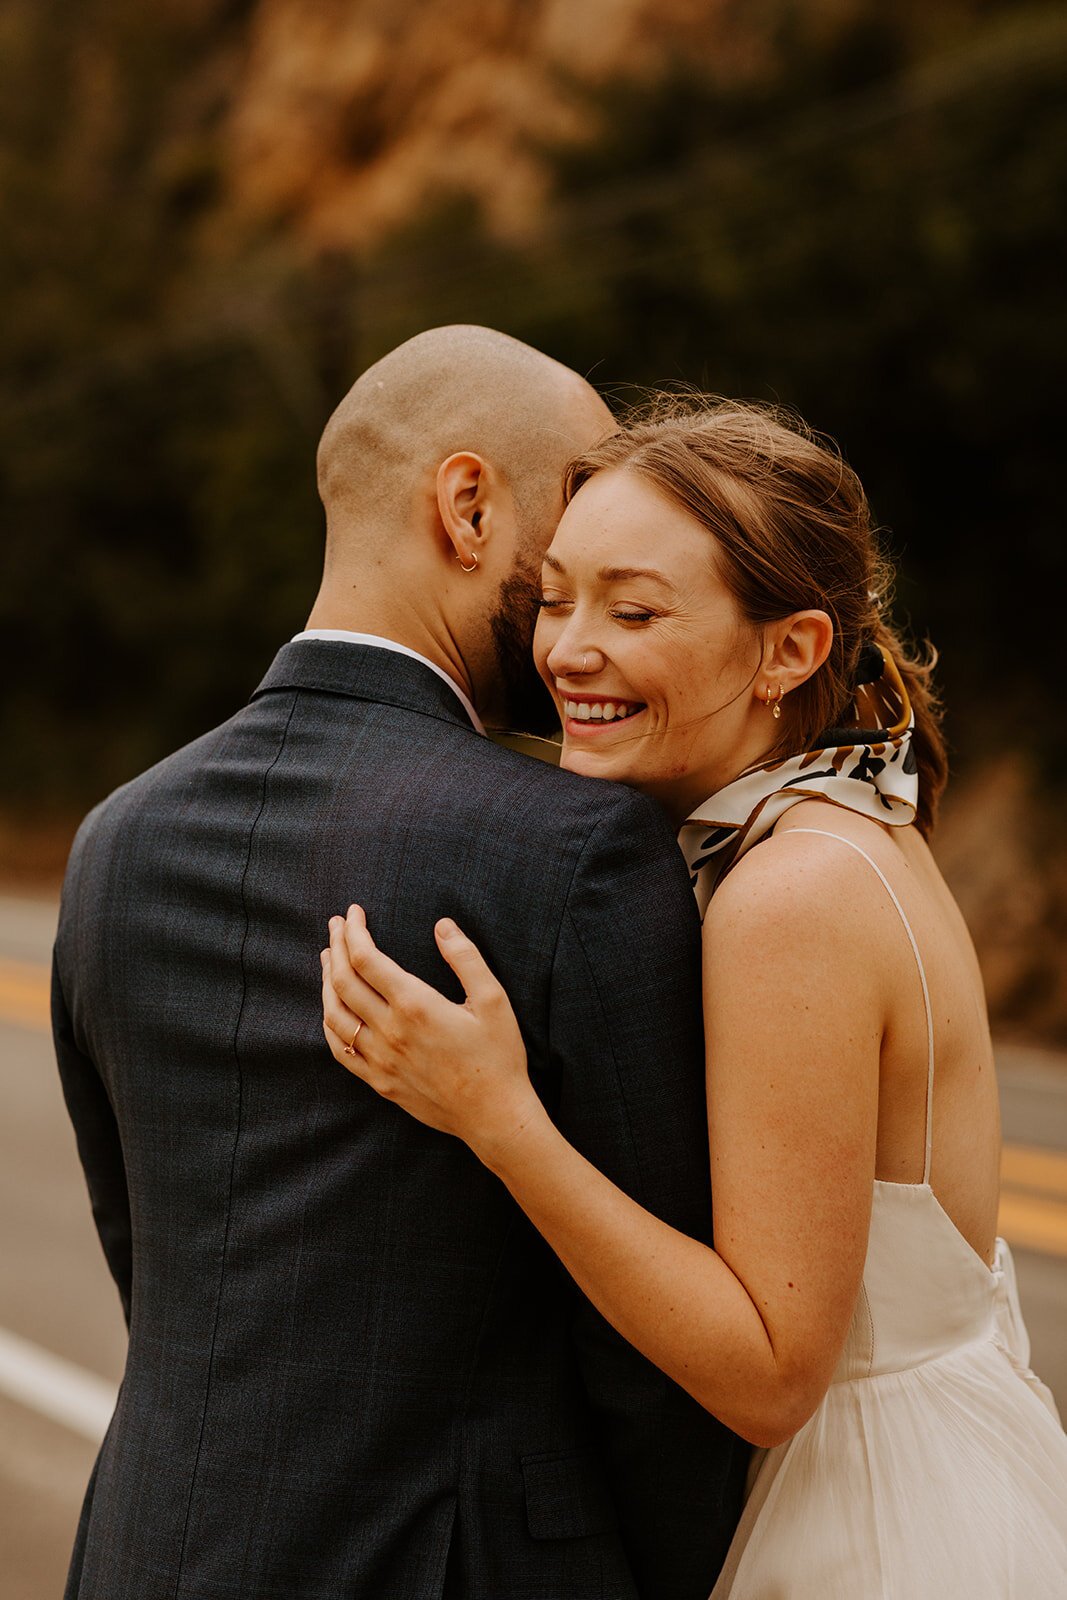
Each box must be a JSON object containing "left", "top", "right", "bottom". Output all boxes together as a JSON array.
[{"left": 1, "top": 0, "right": 1065, "bottom": 811}]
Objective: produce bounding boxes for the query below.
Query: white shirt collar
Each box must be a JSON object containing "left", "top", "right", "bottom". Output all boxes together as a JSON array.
[{"left": 290, "top": 629, "right": 485, "bottom": 734}]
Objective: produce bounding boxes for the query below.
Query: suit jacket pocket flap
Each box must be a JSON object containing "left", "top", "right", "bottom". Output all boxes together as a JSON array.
[{"left": 521, "top": 1446, "right": 618, "bottom": 1541}]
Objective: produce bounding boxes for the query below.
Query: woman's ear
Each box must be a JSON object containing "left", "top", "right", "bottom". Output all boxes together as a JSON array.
[
  {"left": 765, "top": 610, "right": 834, "bottom": 691},
  {"left": 436, "top": 452, "right": 489, "bottom": 570}
]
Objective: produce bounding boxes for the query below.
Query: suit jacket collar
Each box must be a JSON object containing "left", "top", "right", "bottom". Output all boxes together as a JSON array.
[{"left": 251, "top": 640, "right": 479, "bottom": 733}]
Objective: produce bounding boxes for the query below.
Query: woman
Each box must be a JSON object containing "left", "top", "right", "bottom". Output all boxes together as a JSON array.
[{"left": 320, "top": 400, "right": 1067, "bottom": 1595}]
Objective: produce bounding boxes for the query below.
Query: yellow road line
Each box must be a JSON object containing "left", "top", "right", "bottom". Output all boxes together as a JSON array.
[
  {"left": 997, "top": 1191, "right": 1067, "bottom": 1261},
  {"left": 1001, "top": 1143, "right": 1067, "bottom": 1201},
  {"left": 0, "top": 959, "right": 50, "bottom": 1032},
  {"left": 998, "top": 1143, "right": 1067, "bottom": 1256}
]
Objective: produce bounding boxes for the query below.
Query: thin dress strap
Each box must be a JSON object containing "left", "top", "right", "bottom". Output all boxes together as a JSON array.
[{"left": 786, "top": 828, "right": 935, "bottom": 1185}]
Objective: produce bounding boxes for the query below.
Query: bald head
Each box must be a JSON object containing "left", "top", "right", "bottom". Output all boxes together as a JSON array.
[
  {"left": 317, "top": 325, "right": 612, "bottom": 550},
  {"left": 307, "top": 327, "right": 613, "bottom": 730}
]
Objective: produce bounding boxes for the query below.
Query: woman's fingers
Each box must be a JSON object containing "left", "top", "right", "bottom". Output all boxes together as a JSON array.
[
  {"left": 434, "top": 919, "right": 506, "bottom": 1011},
  {"left": 321, "top": 954, "right": 395, "bottom": 1091},
  {"left": 327, "top": 918, "right": 389, "bottom": 1028},
  {"left": 320, "top": 952, "right": 364, "bottom": 1054},
  {"left": 342, "top": 905, "right": 413, "bottom": 1005},
  {"left": 319, "top": 912, "right": 535, "bottom": 1153}
]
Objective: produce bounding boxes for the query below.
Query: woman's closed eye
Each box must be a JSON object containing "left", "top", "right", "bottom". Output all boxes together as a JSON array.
[{"left": 537, "top": 597, "right": 657, "bottom": 624}]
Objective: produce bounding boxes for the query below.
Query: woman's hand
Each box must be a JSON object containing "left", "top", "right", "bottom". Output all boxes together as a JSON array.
[{"left": 320, "top": 907, "right": 548, "bottom": 1165}]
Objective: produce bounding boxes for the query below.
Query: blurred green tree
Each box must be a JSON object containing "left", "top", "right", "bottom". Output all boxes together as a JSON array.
[{"left": 1, "top": 0, "right": 1064, "bottom": 815}]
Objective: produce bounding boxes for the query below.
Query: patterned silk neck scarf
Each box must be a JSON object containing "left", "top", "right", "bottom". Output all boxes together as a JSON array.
[{"left": 678, "top": 646, "right": 919, "bottom": 919}]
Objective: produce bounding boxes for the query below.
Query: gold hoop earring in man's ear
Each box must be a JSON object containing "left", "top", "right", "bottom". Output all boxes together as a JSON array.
[{"left": 456, "top": 553, "right": 479, "bottom": 573}]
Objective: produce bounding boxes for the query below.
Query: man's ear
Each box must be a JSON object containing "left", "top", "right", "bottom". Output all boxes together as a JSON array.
[
  {"left": 436, "top": 452, "right": 489, "bottom": 570},
  {"left": 765, "top": 610, "right": 835, "bottom": 691}
]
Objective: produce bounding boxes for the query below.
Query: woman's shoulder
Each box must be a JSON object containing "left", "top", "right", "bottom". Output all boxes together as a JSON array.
[
  {"left": 703, "top": 802, "right": 914, "bottom": 958},
  {"left": 700, "top": 808, "right": 894, "bottom": 1073}
]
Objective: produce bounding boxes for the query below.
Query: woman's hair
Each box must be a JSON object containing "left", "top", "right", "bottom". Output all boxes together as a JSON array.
[{"left": 564, "top": 396, "right": 947, "bottom": 835}]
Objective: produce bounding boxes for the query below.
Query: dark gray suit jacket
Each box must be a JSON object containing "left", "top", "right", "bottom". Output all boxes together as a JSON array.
[{"left": 53, "top": 639, "right": 747, "bottom": 1600}]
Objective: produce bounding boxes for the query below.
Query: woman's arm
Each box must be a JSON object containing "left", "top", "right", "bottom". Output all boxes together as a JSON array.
[{"left": 322, "top": 836, "right": 884, "bottom": 1447}]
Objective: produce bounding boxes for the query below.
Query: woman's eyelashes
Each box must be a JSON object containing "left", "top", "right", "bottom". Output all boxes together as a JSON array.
[{"left": 536, "top": 597, "right": 657, "bottom": 624}]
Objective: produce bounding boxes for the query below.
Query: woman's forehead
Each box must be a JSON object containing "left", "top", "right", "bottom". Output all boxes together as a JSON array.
[{"left": 548, "top": 470, "right": 716, "bottom": 573}]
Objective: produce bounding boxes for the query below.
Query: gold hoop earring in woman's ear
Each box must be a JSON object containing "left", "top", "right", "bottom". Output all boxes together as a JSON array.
[{"left": 764, "top": 684, "right": 784, "bottom": 719}]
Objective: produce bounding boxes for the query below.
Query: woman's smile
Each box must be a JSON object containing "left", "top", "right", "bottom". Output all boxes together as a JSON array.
[{"left": 560, "top": 691, "right": 648, "bottom": 735}]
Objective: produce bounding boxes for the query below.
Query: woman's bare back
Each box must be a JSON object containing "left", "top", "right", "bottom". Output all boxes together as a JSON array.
[{"left": 776, "top": 798, "right": 1002, "bottom": 1266}]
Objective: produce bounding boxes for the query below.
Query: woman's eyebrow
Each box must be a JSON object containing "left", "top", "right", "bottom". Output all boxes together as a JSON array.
[
  {"left": 541, "top": 553, "right": 675, "bottom": 592},
  {"left": 597, "top": 565, "right": 675, "bottom": 590}
]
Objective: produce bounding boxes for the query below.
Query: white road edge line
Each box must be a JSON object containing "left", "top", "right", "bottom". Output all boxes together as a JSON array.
[{"left": 0, "top": 1325, "right": 117, "bottom": 1442}]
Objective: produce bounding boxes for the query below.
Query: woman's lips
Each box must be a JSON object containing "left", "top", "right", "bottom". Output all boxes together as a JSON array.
[{"left": 560, "top": 694, "right": 647, "bottom": 736}]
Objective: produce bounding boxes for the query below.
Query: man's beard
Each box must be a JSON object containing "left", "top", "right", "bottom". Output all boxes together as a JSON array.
[{"left": 489, "top": 559, "right": 559, "bottom": 736}]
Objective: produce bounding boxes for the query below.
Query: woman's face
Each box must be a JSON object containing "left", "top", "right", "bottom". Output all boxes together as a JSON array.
[{"left": 534, "top": 467, "right": 776, "bottom": 821}]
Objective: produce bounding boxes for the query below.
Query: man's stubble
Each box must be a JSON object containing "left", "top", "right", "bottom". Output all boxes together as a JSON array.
[{"left": 488, "top": 538, "right": 558, "bottom": 737}]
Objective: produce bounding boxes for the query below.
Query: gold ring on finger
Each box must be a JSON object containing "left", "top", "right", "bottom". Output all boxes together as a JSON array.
[{"left": 343, "top": 1019, "right": 364, "bottom": 1056}]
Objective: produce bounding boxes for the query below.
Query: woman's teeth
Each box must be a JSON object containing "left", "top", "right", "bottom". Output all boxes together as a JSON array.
[{"left": 563, "top": 700, "right": 642, "bottom": 722}]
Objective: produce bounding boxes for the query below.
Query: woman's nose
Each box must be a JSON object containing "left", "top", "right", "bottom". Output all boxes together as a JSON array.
[{"left": 546, "top": 634, "right": 601, "bottom": 681}]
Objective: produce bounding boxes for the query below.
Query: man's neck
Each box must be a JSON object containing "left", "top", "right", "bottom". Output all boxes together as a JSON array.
[
  {"left": 303, "top": 598, "right": 480, "bottom": 711},
  {"left": 295, "top": 624, "right": 486, "bottom": 734}
]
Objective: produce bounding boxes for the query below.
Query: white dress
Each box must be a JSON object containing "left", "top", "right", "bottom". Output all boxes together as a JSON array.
[{"left": 710, "top": 829, "right": 1067, "bottom": 1598}]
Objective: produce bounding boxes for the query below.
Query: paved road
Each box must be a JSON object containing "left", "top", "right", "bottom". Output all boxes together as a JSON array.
[{"left": 2, "top": 894, "right": 1066, "bottom": 1598}]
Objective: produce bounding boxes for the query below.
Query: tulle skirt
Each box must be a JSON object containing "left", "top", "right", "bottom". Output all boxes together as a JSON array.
[{"left": 710, "top": 1338, "right": 1067, "bottom": 1598}]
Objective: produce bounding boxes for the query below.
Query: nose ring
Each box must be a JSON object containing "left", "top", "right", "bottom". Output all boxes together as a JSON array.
[{"left": 582, "top": 654, "right": 589, "bottom": 673}]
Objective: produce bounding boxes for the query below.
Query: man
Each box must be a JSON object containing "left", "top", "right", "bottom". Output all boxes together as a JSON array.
[{"left": 53, "top": 325, "right": 747, "bottom": 1599}]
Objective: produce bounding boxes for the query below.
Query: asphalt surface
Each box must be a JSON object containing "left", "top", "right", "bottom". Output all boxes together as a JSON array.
[{"left": 2, "top": 893, "right": 1065, "bottom": 1599}]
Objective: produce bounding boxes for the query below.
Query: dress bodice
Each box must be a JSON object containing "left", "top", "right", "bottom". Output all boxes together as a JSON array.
[{"left": 833, "top": 1181, "right": 1026, "bottom": 1384}]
